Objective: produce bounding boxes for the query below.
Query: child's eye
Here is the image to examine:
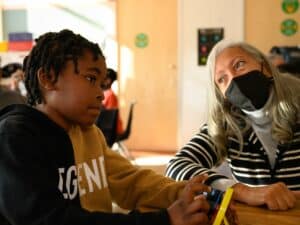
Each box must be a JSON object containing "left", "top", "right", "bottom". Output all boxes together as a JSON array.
[{"left": 85, "top": 75, "right": 97, "bottom": 85}]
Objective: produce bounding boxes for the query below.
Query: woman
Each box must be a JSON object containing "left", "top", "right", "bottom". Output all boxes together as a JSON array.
[{"left": 166, "top": 40, "right": 300, "bottom": 210}]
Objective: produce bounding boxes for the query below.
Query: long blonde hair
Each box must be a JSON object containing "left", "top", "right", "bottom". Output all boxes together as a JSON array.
[{"left": 206, "top": 40, "right": 300, "bottom": 160}]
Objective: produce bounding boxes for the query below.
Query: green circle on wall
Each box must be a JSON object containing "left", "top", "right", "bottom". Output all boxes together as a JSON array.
[
  {"left": 135, "top": 33, "right": 149, "bottom": 48},
  {"left": 282, "top": 0, "right": 299, "bottom": 14},
  {"left": 281, "top": 19, "right": 298, "bottom": 36}
]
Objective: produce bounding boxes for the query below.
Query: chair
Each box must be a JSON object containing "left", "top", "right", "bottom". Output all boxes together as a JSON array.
[
  {"left": 112, "top": 101, "right": 136, "bottom": 160},
  {"left": 116, "top": 101, "right": 136, "bottom": 142},
  {"left": 95, "top": 108, "right": 118, "bottom": 147}
]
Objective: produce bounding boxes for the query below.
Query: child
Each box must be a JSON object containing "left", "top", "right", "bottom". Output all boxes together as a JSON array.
[
  {"left": 0, "top": 67, "right": 25, "bottom": 109},
  {"left": 1, "top": 62, "right": 26, "bottom": 94},
  {"left": 102, "top": 68, "right": 124, "bottom": 136},
  {"left": 0, "top": 29, "right": 210, "bottom": 225}
]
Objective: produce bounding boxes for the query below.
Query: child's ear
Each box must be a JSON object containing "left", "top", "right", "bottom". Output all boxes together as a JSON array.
[{"left": 37, "top": 68, "right": 56, "bottom": 90}]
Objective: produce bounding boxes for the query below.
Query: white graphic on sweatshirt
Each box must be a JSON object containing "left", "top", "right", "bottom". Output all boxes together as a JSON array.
[{"left": 58, "top": 156, "right": 108, "bottom": 199}]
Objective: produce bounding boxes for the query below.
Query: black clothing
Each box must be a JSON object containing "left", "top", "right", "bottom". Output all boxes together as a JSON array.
[{"left": 0, "top": 104, "right": 171, "bottom": 225}]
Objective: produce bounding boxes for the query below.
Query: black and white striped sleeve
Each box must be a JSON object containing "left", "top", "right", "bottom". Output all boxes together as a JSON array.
[{"left": 165, "top": 125, "right": 229, "bottom": 184}]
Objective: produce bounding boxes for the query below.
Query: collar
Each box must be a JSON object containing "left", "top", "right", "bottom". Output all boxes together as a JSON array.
[{"left": 242, "top": 88, "right": 274, "bottom": 125}]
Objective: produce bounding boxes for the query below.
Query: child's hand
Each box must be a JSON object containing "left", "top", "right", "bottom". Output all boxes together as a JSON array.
[{"left": 167, "top": 175, "right": 211, "bottom": 225}]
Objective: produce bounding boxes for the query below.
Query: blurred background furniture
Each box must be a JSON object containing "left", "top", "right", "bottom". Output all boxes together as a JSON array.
[
  {"left": 269, "top": 46, "right": 300, "bottom": 77},
  {"left": 96, "top": 108, "right": 118, "bottom": 147},
  {"left": 96, "top": 101, "right": 136, "bottom": 161},
  {"left": 112, "top": 101, "right": 136, "bottom": 160}
]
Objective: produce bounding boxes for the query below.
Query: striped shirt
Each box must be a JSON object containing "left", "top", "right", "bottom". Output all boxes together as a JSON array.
[{"left": 165, "top": 124, "right": 300, "bottom": 190}]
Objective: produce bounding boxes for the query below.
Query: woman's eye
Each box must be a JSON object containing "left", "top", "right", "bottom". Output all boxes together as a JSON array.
[
  {"left": 217, "top": 75, "right": 225, "bottom": 84},
  {"left": 234, "top": 60, "right": 245, "bottom": 70}
]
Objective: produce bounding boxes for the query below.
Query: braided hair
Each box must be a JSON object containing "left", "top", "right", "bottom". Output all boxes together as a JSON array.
[{"left": 24, "top": 29, "right": 104, "bottom": 106}]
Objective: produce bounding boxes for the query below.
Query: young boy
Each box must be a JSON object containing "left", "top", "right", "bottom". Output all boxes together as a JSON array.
[
  {"left": 0, "top": 29, "right": 210, "bottom": 225},
  {"left": 102, "top": 68, "right": 124, "bottom": 136}
]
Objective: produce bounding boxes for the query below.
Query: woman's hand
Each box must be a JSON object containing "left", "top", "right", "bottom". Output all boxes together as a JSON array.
[
  {"left": 167, "top": 175, "right": 210, "bottom": 225},
  {"left": 232, "top": 182, "right": 297, "bottom": 210},
  {"left": 293, "top": 191, "right": 300, "bottom": 199}
]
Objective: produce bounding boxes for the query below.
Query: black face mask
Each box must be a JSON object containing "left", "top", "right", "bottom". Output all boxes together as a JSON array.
[{"left": 225, "top": 70, "right": 272, "bottom": 111}]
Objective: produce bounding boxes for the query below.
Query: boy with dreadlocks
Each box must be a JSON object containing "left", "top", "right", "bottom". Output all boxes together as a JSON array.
[{"left": 0, "top": 29, "right": 210, "bottom": 225}]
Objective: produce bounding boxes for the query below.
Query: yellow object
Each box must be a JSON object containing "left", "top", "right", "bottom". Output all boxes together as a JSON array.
[
  {"left": 0, "top": 41, "right": 8, "bottom": 52},
  {"left": 212, "top": 188, "right": 234, "bottom": 225}
]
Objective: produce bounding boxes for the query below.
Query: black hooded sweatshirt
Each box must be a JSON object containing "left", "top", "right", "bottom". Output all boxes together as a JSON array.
[{"left": 0, "top": 104, "right": 172, "bottom": 225}]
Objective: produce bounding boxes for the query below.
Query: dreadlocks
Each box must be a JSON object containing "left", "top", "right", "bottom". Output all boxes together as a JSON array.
[{"left": 24, "top": 29, "right": 104, "bottom": 106}]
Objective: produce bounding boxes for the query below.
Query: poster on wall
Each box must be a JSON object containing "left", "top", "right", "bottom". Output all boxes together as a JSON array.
[
  {"left": 282, "top": 0, "right": 299, "bottom": 14},
  {"left": 135, "top": 33, "right": 149, "bottom": 48},
  {"left": 281, "top": 18, "right": 298, "bottom": 36},
  {"left": 197, "top": 28, "right": 223, "bottom": 66}
]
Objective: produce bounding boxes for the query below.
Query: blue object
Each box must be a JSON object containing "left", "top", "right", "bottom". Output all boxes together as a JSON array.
[
  {"left": 8, "top": 32, "right": 33, "bottom": 41},
  {"left": 206, "top": 188, "right": 224, "bottom": 219}
]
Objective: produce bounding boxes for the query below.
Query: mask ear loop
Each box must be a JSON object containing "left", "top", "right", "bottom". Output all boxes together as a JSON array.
[{"left": 261, "top": 60, "right": 274, "bottom": 82}]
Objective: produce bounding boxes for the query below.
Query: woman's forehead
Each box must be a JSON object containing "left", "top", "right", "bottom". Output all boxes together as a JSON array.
[
  {"left": 215, "top": 47, "right": 254, "bottom": 67},
  {"left": 216, "top": 47, "right": 248, "bottom": 60}
]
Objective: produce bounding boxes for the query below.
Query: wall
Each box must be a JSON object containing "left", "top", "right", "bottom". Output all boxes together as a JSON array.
[
  {"left": 0, "top": 0, "right": 246, "bottom": 152},
  {"left": 2, "top": 9, "right": 27, "bottom": 40},
  {"left": 117, "top": 0, "right": 245, "bottom": 151},
  {"left": 245, "top": 0, "right": 300, "bottom": 54},
  {"left": 0, "top": 8, "right": 2, "bottom": 40},
  {"left": 117, "top": 0, "right": 178, "bottom": 151},
  {"left": 0, "top": 2, "right": 117, "bottom": 69},
  {"left": 177, "top": 0, "right": 245, "bottom": 147}
]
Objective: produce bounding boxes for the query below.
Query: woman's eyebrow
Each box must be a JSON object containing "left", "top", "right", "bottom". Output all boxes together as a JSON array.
[{"left": 231, "top": 55, "right": 245, "bottom": 65}]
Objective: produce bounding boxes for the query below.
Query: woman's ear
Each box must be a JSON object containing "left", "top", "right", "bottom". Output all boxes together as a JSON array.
[
  {"left": 261, "top": 61, "right": 273, "bottom": 78},
  {"left": 37, "top": 68, "right": 56, "bottom": 90}
]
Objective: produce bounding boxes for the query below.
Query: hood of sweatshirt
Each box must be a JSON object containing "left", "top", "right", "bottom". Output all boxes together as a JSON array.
[{"left": 0, "top": 104, "right": 67, "bottom": 136}]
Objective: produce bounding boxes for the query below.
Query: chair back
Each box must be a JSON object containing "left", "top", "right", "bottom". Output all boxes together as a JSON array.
[
  {"left": 116, "top": 101, "right": 136, "bottom": 142},
  {"left": 96, "top": 108, "right": 118, "bottom": 147}
]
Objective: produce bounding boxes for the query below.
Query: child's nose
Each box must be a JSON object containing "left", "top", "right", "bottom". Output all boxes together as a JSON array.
[{"left": 97, "top": 89, "right": 104, "bottom": 102}]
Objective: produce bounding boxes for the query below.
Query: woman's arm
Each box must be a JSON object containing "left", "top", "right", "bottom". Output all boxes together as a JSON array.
[{"left": 165, "top": 125, "right": 230, "bottom": 186}]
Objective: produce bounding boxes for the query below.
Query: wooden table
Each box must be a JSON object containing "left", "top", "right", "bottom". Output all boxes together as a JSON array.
[{"left": 235, "top": 200, "right": 300, "bottom": 225}]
